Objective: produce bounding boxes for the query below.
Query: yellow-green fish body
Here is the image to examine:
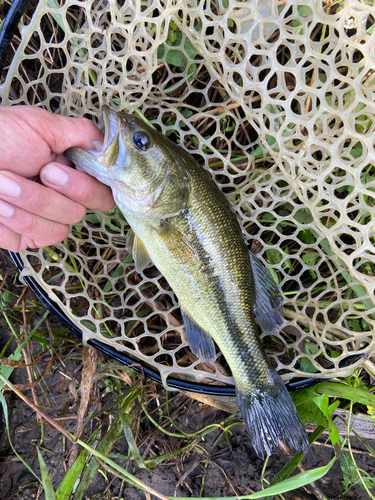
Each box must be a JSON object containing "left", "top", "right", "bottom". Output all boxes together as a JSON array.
[{"left": 66, "top": 107, "right": 309, "bottom": 458}]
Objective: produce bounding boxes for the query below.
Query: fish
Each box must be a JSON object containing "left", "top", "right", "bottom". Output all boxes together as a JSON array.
[{"left": 65, "top": 106, "right": 309, "bottom": 459}]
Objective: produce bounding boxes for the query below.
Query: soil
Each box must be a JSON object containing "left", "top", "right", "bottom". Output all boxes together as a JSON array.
[{"left": 0, "top": 252, "right": 374, "bottom": 500}]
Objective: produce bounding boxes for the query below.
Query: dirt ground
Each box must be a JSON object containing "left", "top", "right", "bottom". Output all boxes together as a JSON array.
[{"left": 0, "top": 252, "right": 374, "bottom": 500}]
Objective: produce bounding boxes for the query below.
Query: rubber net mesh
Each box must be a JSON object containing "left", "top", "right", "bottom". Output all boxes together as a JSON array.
[{"left": 1, "top": 0, "right": 375, "bottom": 388}]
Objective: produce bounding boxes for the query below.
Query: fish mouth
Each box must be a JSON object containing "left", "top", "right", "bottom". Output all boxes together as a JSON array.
[
  {"left": 65, "top": 106, "right": 130, "bottom": 183},
  {"left": 94, "top": 105, "right": 121, "bottom": 158}
]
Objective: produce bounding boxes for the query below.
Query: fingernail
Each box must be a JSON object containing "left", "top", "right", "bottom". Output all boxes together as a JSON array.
[
  {"left": 42, "top": 163, "right": 69, "bottom": 186},
  {"left": 0, "top": 174, "right": 21, "bottom": 197},
  {"left": 0, "top": 199, "right": 14, "bottom": 218}
]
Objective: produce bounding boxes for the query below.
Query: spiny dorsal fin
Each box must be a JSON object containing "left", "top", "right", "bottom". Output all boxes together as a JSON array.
[
  {"left": 181, "top": 308, "right": 216, "bottom": 362},
  {"left": 249, "top": 252, "right": 284, "bottom": 335},
  {"left": 126, "top": 229, "right": 151, "bottom": 272}
]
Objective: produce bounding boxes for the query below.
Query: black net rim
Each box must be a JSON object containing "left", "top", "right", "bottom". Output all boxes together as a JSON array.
[{"left": 0, "top": 0, "right": 30, "bottom": 75}]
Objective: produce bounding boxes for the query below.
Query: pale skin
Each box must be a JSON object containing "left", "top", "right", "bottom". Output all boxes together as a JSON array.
[{"left": 0, "top": 106, "right": 114, "bottom": 252}]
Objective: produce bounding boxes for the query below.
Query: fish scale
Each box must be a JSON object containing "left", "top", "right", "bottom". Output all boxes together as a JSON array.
[{"left": 65, "top": 106, "right": 309, "bottom": 459}]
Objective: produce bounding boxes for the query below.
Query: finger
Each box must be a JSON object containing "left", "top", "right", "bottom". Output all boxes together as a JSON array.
[
  {"left": 0, "top": 170, "right": 87, "bottom": 224},
  {"left": 5, "top": 105, "right": 104, "bottom": 154},
  {"left": 0, "top": 222, "right": 55, "bottom": 253},
  {"left": 0, "top": 106, "right": 104, "bottom": 177},
  {"left": 0, "top": 109, "right": 55, "bottom": 177},
  {"left": 0, "top": 200, "right": 69, "bottom": 251},
  {"left": 40, "top": 162, "right": 115, "bottom": 211}
]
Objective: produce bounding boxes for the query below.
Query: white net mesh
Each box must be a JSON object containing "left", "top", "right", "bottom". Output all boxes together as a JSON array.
[{"left": 1, "top": 0, "right": 375, "bottom": 387}]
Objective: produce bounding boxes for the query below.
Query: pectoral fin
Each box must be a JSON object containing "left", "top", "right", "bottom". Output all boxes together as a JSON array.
[
  {"left": 151, "top": 220, "right": 198, "bottom": 265},
  {"left": 126, "top": 229, "right": 151, "bottom": 272},
  {"left": 181, "top": 309, "right": 216, "bottom": 362},
  {"left": 249, "top": 252, "right": 284, "bottom": 334}
]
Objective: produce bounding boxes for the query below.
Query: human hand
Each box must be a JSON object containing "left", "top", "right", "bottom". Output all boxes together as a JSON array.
[{"left": 0, "top": 106, "right": 114, "bottom": 252}]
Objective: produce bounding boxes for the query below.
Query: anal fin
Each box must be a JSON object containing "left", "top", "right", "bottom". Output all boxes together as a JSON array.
[
  {"left": 126, "top": 229, "right": 151, "bottom": 272},
  {"left": 181, "top": 309, "right": 216, "bottom": 362},
  {"left": 249, "top": 252, "right": 284, "bottom": 335}
]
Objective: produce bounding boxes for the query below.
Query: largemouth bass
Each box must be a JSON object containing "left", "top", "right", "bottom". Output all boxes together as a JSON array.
[{"left": 65, "top": 107, "right": 309, "bottom": 459}]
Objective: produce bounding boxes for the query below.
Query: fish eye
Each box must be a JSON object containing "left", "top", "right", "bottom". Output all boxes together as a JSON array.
[{"left": 133, "top": 132, "right": 150, "bottom": 151}]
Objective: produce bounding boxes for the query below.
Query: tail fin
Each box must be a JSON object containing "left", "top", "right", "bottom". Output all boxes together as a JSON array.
[{"left": 237, "top": 372, "right": 309, "bottom": 459}]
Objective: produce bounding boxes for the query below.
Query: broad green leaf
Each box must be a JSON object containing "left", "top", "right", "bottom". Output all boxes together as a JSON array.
[
  {"left": 265, "top": 134, "right": 277, "bottom": 147},
  {"left": 166, "top": 49, "right": 186, "bottom": 67},
  {"left": 184, "top": 38, "right": 199, "bottom": 59},
  {"left": 349, "top": 141, "right": 363, "bottom": 159},
  {"left": 298, "top": 228, "right": 315, "bottom": 244},
  {"left": 85, "top": 213, "right": 102, "bottom": 225},
  {"left": 157, "top": 43, "right": 165, "bottom": 59},
  {"left": 250, "top": 145, "right": 268, "bottom": 159},
  {"left": 297, "top": 5, "right": 313, "bottom": 17},
  {"left": 294, "top": 208, "right": 313, "bottom": 224},
  {"left": 340, "top": 450, "right": 375, "bottom": 490},
  {"left": 1, "top": 290, "right": 13, "bottom": 307},
  {"left": 313, "top": 394, "right": 340, "bottom": 455},
  {"left": 290, "top": 386, "right": 328, "bottom": 427},
  {"left": 302, "top": 253, "right": 319, "bottom": 266},
  {"left": 265, "top": 248, "right": 282, "bottom": 265},
  {"left": 305, "top": 340, "right": 319, "bottom": 355},
  {"left": 37, "top": 449, "right": 58, "bottom": 500},
  {"left": 300, "top": 357, "right": 319, "bottom": 374}
]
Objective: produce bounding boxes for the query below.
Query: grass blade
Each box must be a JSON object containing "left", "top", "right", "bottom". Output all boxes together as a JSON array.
[
  {"left": 0, "top": 393, "right": 40, "bottom": 481},
  {"left": 315, "top": 381, "right": 375, "bottom": 407},
  {"left": 55, "top": 447, "right": 88, "bottom": 500},
  {"left": 37, "top": 449, "right": 58, "bottom": 500},
  {"left": 120, "top": 412, "right": 146, "bottom": 469},
  {"left": 246, "top": 457, "right": 335, "bottom": 499},
  {"left": 167, "top": 457, "right": 336, "bottom": 499},
  {"left": 73, "top": 419, "right": 124, "bottom": 500},
  {"left": 269, "top": 425, "right": 326, "bottom": 487}
]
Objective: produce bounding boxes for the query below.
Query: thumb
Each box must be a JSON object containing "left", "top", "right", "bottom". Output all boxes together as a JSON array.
[{"left": 5, "top": 105, "right": 103, "bottom": 154}]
